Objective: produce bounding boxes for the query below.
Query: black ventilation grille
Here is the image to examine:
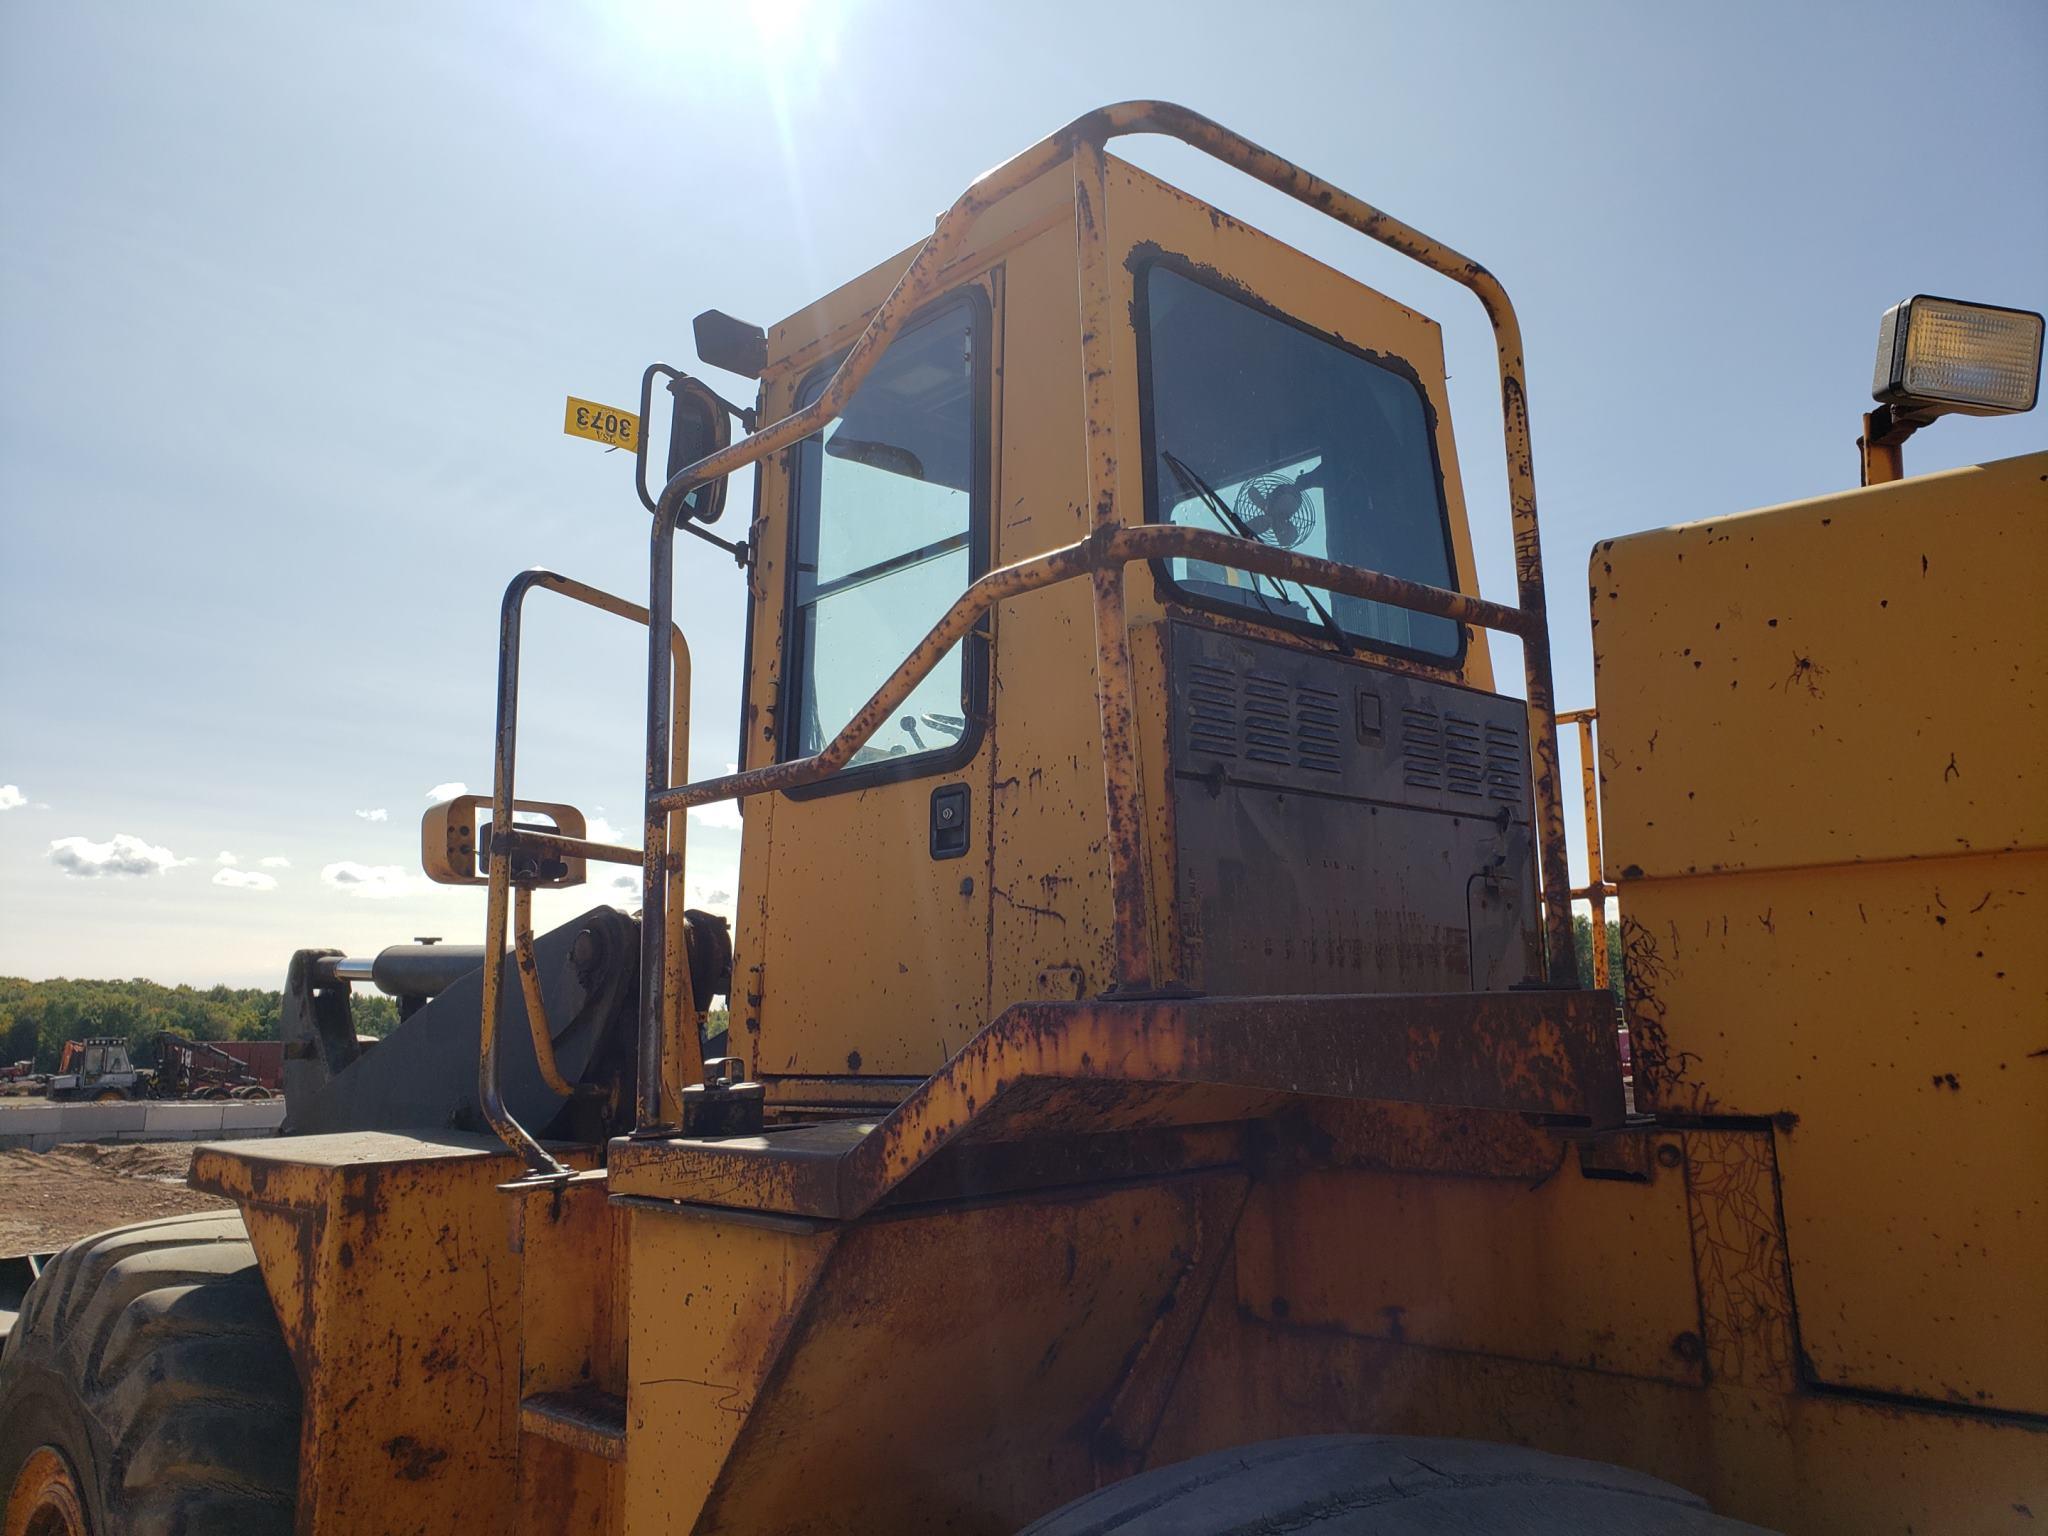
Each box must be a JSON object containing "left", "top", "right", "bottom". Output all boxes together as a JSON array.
[
  {"left": 1401, "top": 706, "right": 1443, "bottom": 789},
  {"left": 1483, "top": 722, "right": 1523, "bottom": 801},
  {"left": 1403, "top": 707, "right": 1525, "bottom": 801},
  {"left": 1169, "top": 625, "right": 1532, "bottom": 823},
  {"left": 1186, "top": 663, "right": 1344, "bottom": 775},
  {"left": 1187, "top": 661, "right": 1237, "bottom": 759}
]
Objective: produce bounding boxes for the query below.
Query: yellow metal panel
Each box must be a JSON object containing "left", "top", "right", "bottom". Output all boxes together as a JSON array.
[
  {"left": 1155, "top": 1268, "right": 2047, "bottom": 1536},
  {"left": 987, "top": 213, "right": 1116, "bottom": 1005},
  {"left": 623, "top": 1204, "right": 838, "bottom": 1536},
  {"left": 1233, "top": 1150, "right": 1705, "bottom": 1386},
  {"left": 192, "top": 1133, "right": 536, "bottom": 1535},
  {"left": 512, "top": 1170, "right": 625, "bottom": 1536},
  {"left": 1614, "top": 856, "right": 2048, "bottom": 1411},
  {"left": 1136, "top": 1127, "right": 2040, "bottom": 1534},
  {"left": 692, "top": 1176, "right": 1245, "bottom": 1536},
  {"left": 1591, "top": 452, "right": 2048, "bottom": 1414},
  {"left": 1594, "top": 451, "right": 2048, "bottom": 879}
]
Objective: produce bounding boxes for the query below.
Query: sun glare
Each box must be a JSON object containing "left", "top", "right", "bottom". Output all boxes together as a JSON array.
[{"left": 594, "top": 0, "right": 847, "bottom": 92}]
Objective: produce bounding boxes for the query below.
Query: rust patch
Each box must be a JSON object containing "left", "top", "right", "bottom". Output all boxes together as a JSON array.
[
  {"left": 1297, "top": 1098, "right": 1564, "bottom": 1181},
  {"left": 381, "top": 1434, "right": 448, "bottom": 1481},
  {"left": 1621, "top": 914, "right": 1709, "bottom": 1114},
  {"left": 1682, "top": 1129, "right": 1797, "bottom": 1391},
  {"left": 1775, "top": 651, "right": 1827, "bottom": 699}
]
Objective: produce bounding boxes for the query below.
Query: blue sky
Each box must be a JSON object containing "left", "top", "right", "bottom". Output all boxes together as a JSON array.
[{"left": 2, "top": 0, "right": 2043, "bottom": 986}]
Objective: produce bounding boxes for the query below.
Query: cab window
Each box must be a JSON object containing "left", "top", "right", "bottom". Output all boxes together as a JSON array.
[
  {"left": 1137, "top": 262, "right": 1462, "bottom": 659},
  {"left": 783, "top": 292, "right": 988, "bottom": 771}
]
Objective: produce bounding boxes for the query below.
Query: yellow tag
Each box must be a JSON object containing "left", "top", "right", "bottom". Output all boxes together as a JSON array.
[{"left": 563, "top": 397, "right": 640, "bottom": 451}]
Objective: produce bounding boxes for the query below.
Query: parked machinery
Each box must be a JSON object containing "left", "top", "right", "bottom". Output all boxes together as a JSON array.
[
  {"left": 1, "top": 104, "right": 2040, "bottom": 1536},
  {"left": 41, "top": 1039, "right": 148, "bottom": 1103},
  {"left": 149, "top": 1033, "right": 280, "bottom": 1101}
]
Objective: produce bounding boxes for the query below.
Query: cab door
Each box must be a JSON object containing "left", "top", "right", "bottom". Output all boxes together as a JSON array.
[{"left": 744, "top": 283, "right": 997, "bottom": 1086}]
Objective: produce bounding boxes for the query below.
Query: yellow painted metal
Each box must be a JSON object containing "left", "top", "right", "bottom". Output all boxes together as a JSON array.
[
  {"left": 1234, "top": 1150, "right": 1704, "bottom": 1386},
  {"left": 513, "top": 1169, "right": 627, "bottom": 1536},
  {"left": 622, "top": 1175, "right": 1246, "bottom": 1535},
  {"left": 1859, "top": 411, "right": 1904, "bottom": 485},
  {"left": 1155, "top": 1141, "right": 2047, "bottom": 1536},
  {"left": 191, "top": 1133, "right": 549, "bottom": 1535},
  {"left": 622, "top": 1203, "right": 838, "bottom": 1534},
  {"left": 608, "top": 989, "right": 1616, "bottom": 1219},
  {"left": 1593, "top": 451, "right": 2048, "bottom": 1415},
  {"left": 1594, "top": 453, "right": 2047, "bottom": 880}
]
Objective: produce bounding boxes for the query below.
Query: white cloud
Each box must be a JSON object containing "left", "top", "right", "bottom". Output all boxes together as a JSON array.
[
  {"left": 259, "top": 855, "right": 291, "bottom": 868},
  {"left": 47, "top": 834, "right": 190, "bottom": 879},
  {"left": 425, "top": 782, "right": 468, "bottom": 804},
  {"left": 684, "top": 879, "right": 737, "bottom": 923},
  {"left": 686, "top": 765, "right": 744, "bottom": 831},
  {"left": 0, "top": 785, "right": 25, "bottom": 812},
  {"left": 586, "top": 814, "right": 626, "bottom": 846},
  {"left": 606, "top": 875, "right": 736, "bottom": 924},
  {"left": 215, "top": 850, "right": 239, "bottom": 866},
  {"left": 321, "top": 861, "right": 415, "bottom": 899},
  {"left": 354, "top": 808, "right": 389, "bottom": 823},
  {"left": 213, "top": 867, "right": 278, "bottom": 892}
]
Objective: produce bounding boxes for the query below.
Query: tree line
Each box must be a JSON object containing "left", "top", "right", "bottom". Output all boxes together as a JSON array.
[
  {"left": 0, "top": 976, "right": 399, "bottom": 1071},
  {"left": 1574, "top": 915, "right": 1624, "bottom": 996}
]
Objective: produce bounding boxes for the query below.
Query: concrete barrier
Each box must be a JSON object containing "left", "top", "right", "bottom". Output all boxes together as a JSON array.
[{"left": 0, "top": 1099, "right": 285, "bottom": 1152}]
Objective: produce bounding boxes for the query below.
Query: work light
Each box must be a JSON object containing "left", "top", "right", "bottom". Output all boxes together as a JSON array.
[{"left": 1872, "top": 295, "right": 2043, "bottom": 420}]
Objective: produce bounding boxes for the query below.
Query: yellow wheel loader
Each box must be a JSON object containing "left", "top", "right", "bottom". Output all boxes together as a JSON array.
[{"left": 2, "top": 104, "right": 2041, "bottom": 1536}]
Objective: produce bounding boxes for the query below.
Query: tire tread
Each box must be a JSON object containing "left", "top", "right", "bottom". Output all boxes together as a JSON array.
[{"left": 0, "top": 1211, "right": 299, "bottom": 1535}]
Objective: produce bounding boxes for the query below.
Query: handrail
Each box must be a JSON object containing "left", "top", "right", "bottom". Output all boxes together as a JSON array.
[
  {"left": 649, "top": 525, "right": 1532, "bottom": 816},
  {"left": 632, "top": 101, "right": 1579, "bottom": 1131},
  {"left": 480, "top": 570, "right": 692, "bottom": 1174}
]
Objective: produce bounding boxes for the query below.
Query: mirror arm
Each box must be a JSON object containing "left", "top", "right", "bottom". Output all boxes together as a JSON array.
[
  {"left": 693, "top": 380, "right": 756, "bottom": 431},
  {"left": 680, "top": 516, "right": 750, "bottom": 566}
]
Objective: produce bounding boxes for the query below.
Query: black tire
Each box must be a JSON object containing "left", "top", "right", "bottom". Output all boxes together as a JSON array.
[
  {"left": 1020, "top": 1435, "right": 1779, "bottom": 1535},
  {"left": 0, "top": 1210, "right": 300, "bottom": 1535}
]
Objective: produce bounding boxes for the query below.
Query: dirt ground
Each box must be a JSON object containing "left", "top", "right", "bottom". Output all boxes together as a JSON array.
[{"left": 0, "top": 1142, "right": 235, "bottom": 1255}]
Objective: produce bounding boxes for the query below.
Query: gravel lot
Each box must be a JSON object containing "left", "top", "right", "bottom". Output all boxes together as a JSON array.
[{"left": 0, "top": 1141, "right": 235, "bottom": 1255}]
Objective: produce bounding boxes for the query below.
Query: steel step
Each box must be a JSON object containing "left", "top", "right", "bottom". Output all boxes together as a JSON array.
[{"left": 520, "top": 1386, "right": 626, "bottom": 1462}]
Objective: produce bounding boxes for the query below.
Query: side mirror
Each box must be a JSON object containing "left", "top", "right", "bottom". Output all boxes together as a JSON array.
[
  {"left": 421, "top": 795, "right": 588, "bottom": 888},
  {"left": 665, "top": 375, "right": 734, "bottom": 524}
]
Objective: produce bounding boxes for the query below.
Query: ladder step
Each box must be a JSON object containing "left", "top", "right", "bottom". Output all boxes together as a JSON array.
[{"left": 520, "top": 1386, "right": 626, "bottom": 1462}]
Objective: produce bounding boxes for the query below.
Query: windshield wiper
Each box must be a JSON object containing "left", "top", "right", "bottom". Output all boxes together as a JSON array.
[
  {"left": 1160, "top": 449, "right": 1350, "bottom": 655},
  {"left": 1159, "top": 453, "right": 1283, "bottom": 621}
]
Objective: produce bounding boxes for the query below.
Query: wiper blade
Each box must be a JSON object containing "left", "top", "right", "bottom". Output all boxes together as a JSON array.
[
  {"left": 1160, "top": 452, "right": 1282, "bottom": 621},
  {"left": 1160, "top": 450, "right": 1350, "bottom": 655}
]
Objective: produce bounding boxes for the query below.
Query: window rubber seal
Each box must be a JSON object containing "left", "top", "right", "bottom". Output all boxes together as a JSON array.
[
  {"left": 1130, "top": 250, "right": 1470, "bottom": 671},
  {"left": 777, "top": 282, "right": 995, "bottom": 800}
]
